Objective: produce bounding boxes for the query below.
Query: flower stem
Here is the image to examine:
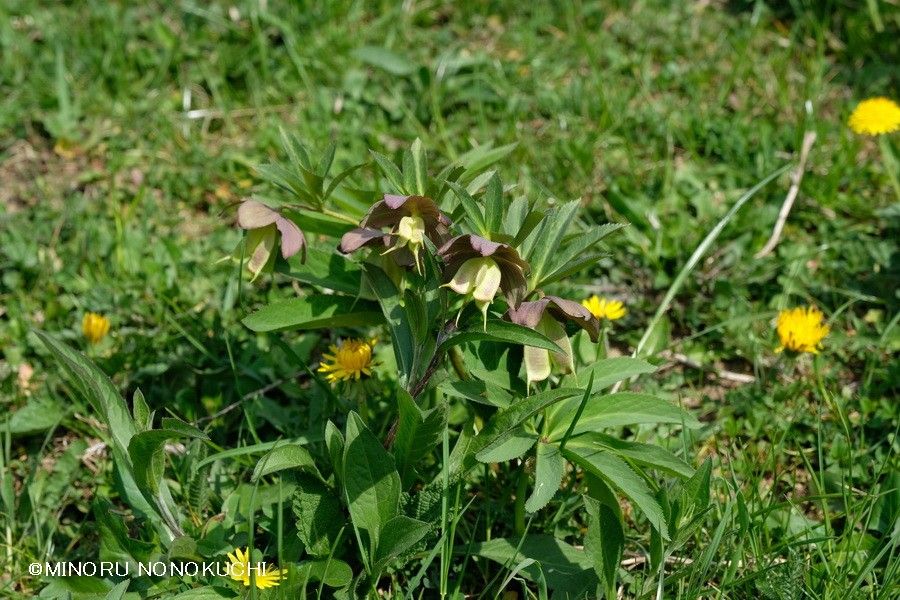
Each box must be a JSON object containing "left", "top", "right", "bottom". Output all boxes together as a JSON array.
[{"left": 878, "top": 137, "right": 900, "bottom": 202}]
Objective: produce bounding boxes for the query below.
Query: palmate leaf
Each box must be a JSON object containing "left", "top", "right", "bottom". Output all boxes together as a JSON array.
[
  {"left": 520, "top": 200, "right": 580, "bottom": 288},
  {"left": 242, "top": 295, "right": 383, "bottom": 332},
  {"left": 564, "top": 445, "right": 669, "bottom": 540}
]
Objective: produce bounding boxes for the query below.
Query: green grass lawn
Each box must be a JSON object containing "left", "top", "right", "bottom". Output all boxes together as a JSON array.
[{"left": 1, "top": 0, "right": 898, "bottom": 598}]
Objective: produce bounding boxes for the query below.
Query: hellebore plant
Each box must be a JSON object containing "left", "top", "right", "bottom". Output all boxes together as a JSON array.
[{"left": 38, "top": 136, "right": 704, "bottom": 598}]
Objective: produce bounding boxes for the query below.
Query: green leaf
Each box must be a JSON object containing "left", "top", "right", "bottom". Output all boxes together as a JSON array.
[
  {"left": 584, "top": 496, "right": 624, "bottom": 599},
  {"left": 461, "top": 535, "right": 597, "bottom": 594},
  {"left": 574, "top": 357, "right": 657, "bottom": 389},
  {"left": 169, "top": 588, "right": 237, "bottom": 599},
  {"left": 439, "top": 319, "right": 564, "bottom": 354},
  {"left": 251, "top": 444, "right": 318, "bottom": 482},
  {"left": 525, "top": 441, "right": 565, "bottom": 513},
  {"left": 521, "top": 200, "right": 580, "bottom": 288},
  {"left": 571, "top": 432, "right": 694, "bottom": 478},
  {"left": 132, "top": 389, "right": 150, "bottom": 432},
  {"left": 1, "top": 396, "right": 64, "bottom": 435},
  {"left": 296, "top": 558, "right": 354, "bottom": 588},
  {"left": 35, "top": 331, "right": 136, "bottom": 460},
  {"left": 279, "top": 246, "right": 366, "bottom": 296},
  {"left": 482, "top": 172, "right": 504, "bottom": 234},
  {"left": 343, "top": 412, "right": 400, "bottom": 563},
  {"left": 447, "top": 181, "right": 488, "bottom": 236},
  {"left": 373, "top": 515, "right": 429, "bottom": 571},
  {"left": 439, "top": 379, "right": 512, "bottom": 408},
  {"left": 394, "top": 391, "right": 447, "bottom": 486},
  {"left": 540, "top": 223, "right": 625, "bottom": 287},
  {"left": 549, "top": 392, "right": 698, "bottom": 439},
  {"left": 128, "top": 421, "right": 208, "bottom": 497},
  {"left": 370, "top": 150, "right": 406, "bottom": 192},
  {"left": 564, "top": 445, "right": 669, "bottom": 539},
  {"left": 103, "top": 581, "right": 130, "bottom": 600},
  {"left": 454, "top": 142, "right": 518, "bottom": 185},
  {"left": 196, "top": 433, "right": 323, "bottom": 469},
  {"left": 325, "top": 421, "right": 345, "bottom": 482},
  {"left": 282, "top": 208, "right": 354, "bottom": 238},
  {"left": 475, "top": 427, "right": 538, "bottom": 463},
  {"left": 364, "top": 265, "right": 415, "bottom": 384},
  {"left": 352, "top": 45, "right": 416, "bottom": 76},
  {"left": 468, "top": 388, "right": 581, "bottom": 469},
  {"left": 680, "top": 457, "right": 712, "bottom": 514},
  {"left": 292, "top": 473, "right": 345, "bottom": 557},
  {"left": 242, "top": 295, "right": 383, "bottom": 332},
  {"left": 93, "top": 497, "right": 154, "bottom": 567},
  {"left": 410, "top": 138, "right": 427, "bottom": 195}
]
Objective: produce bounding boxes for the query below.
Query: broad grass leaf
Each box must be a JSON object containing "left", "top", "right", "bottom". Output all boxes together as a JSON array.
[
  {"left": 584, "top": 496, "right": 624, "bottom": 598},
  {"left": 395, "top": 390, "right": 447, "bottom": 486},
  {"left": 343, "top": 412, "right": 400, "bottom": 563},
  {"left": 195, "top": 433, "right": 323, "bottom": 469},
  {"left": 475, "top": 427, "right": 538, "bottom": 463},
  {"left": 564, "top": 445, "right": 669, "bottom": 540},
  {"left": 440, "top": 320, "right": 563, "bottom": 354},
  {"left": 525, "top": 441, "right": 565, "bottom": 513},
  {"left": 549, "top": 392, "right": 699, "bottom": 439},
  {"left": 460, "top": 535, "right": 597, "bottom": 594},
  {"left": 251, "top": 443, "right": 318, "bottom": 482},
  {"left": 242, "top": 295, "right": 383, "bottom": 332},
  {"left": 292, "top": 473, "right": 345, "bottom": 557}
]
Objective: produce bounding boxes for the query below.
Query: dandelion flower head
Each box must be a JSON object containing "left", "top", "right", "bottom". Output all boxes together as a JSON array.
[{"left": 776, "top": 306, "right": 829, "bottom": 354}]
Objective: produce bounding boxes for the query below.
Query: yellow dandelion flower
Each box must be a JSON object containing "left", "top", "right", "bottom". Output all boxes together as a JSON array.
[
  {"left": 581, "top": 295, "right": 626, "bottom": 321},
  {"left": 317, "top": 338, "right": 377, "bottom": 383},
  {"left": 775, "top": 306, "right": 829, "bottom": 354},
  {"left": 848, "top": 97, "right": 900, "bottom": 136},
  {"left": 226, "top": 547, "right": 284, "bottom": 589},
  {"left": 82, "top": 312, "right": 110, "bottom": 344}
]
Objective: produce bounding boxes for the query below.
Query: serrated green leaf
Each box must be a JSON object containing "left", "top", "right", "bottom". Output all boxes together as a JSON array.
[
  {"left": 292, "top": 473, "right": 345, "bottom": 557},
  {"left": 343, "top": 412, "right": 400, "bottom": 564},
  {"left": 525, "top": 441, "right": 565, "bottom": 513},
  {"left": 584, "top": 495, "right": 624, "bottom": 599},
  {"left": 373, "top": 515, "right": 429, "bottom": 571},
  {"left": 475, "top": 427, "right": 537, "bottom": 463},
  {"left": 564, "top": 445, "right": 669, "bottom": 539}
]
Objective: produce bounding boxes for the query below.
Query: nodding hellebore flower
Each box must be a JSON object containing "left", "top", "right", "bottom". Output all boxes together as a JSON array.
[
  {"left": 508, "top": 296, "right": 600, "bottom": 386},
  {"left": 439, "top": 234, "right": 529, "bottom": 329},
  {"left": 339, "top": 194, "right": 451, "bottom": 273},
  {"left": 236, "top": 199, "right": 306, "bottom": 280}
]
